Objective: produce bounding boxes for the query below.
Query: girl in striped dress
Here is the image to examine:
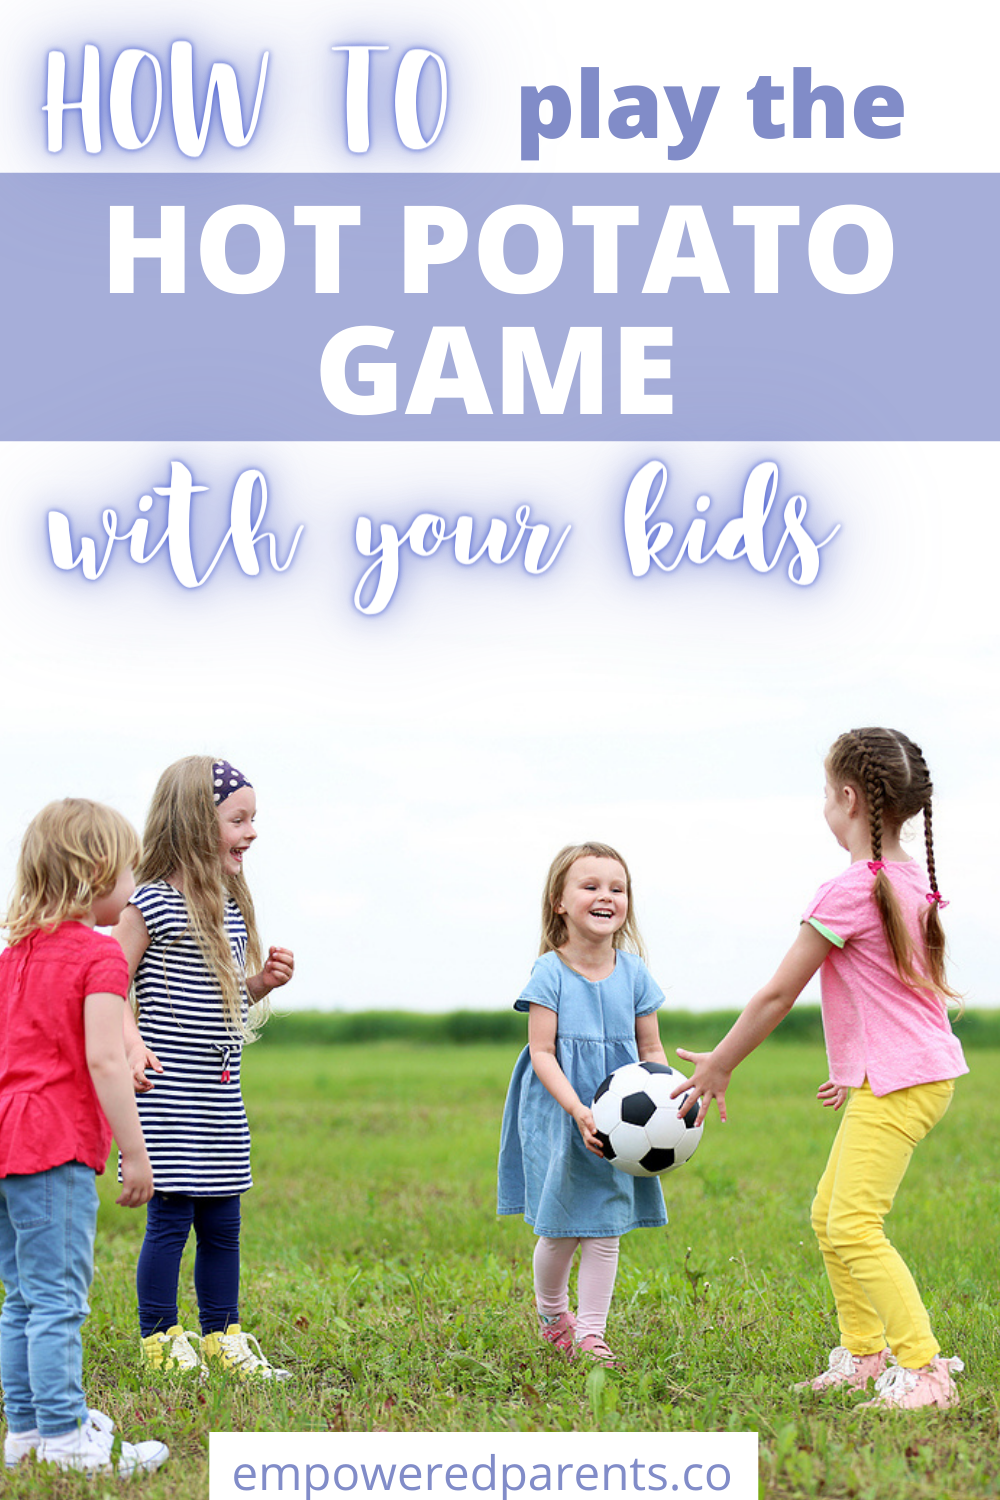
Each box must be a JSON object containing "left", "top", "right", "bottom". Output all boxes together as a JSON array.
[{"left": 115, "top": 757, "right": 294, "bottom": 1380}]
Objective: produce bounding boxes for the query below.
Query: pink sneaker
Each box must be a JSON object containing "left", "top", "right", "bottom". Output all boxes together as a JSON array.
[
  {"left": 858, "top": 1355, "right": 963, "bottom": 1411},
  {"left": 576, "top": 1335, "right": 619, "bottom": 1368},
  {"left": 538, "top": 1311, "right": 576, "bottom": 1357},
  {"left": 792, "top": 1345, "right": 891, "bottom": 1393}
]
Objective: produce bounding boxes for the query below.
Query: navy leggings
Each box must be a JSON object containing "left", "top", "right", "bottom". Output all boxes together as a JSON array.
[{"left": 137, "top": 1192, "right": 241, "bottom": 1337}]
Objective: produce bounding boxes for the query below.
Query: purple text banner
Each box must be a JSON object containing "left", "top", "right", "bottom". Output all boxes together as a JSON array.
[{"left": 1, "top": 172, "right": 995, "bottom": 440}]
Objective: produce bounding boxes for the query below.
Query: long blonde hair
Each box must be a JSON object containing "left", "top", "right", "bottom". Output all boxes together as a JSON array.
[
  {"left": 136, "top": 756, "right": 265, "bottom": 1039},
  {"left": 540, "top": 842, "right": 647, "bottom": 960},
  {"left": 5, "top": 799, "right": 140, "bottom": 946}
]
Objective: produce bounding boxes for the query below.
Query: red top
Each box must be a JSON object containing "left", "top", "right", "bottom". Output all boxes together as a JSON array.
[{"left": 0, "top": 922, "right": 129, "bottom": 1175}]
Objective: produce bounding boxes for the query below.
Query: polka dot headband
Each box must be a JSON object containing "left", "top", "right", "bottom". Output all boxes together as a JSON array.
[{"left": 212, "top": 760, "right": 252, "bottom": 806}]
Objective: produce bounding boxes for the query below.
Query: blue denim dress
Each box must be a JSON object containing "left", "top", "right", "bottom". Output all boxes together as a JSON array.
[{"left": 497, "top": 950, "right": 668, "bottom": 1238}]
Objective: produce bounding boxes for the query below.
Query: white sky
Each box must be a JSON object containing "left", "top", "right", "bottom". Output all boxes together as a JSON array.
[
  {"left": 0, "top": 2, "right": 996, "bottom": 1016},
  {"left": 0, "top": 441, "right": 995, "bottom": 1014}
]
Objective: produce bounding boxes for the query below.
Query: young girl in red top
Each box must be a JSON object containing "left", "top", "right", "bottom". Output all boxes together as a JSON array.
[
  {"left": 0, "top": 800, "right": 168, "bottom": 1476},
  {"left": 678, "top": 729, "right": 967, "bottom": 1410}
]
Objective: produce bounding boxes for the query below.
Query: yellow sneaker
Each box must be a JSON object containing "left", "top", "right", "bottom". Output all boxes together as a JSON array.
[
  {"left": 141, "top": 1324, "right": 204, "bottom": 1375},
  {"left": 200, "top": 1325, "right": 291, "bottom": 1381}
]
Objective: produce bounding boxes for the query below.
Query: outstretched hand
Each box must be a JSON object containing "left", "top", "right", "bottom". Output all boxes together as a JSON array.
[
  {"left": 672, "top": 1047, "right": 732, "bottom": 1126},
  {"left": 816, "top": 1079, "right": 849, "bottom": 1110}
]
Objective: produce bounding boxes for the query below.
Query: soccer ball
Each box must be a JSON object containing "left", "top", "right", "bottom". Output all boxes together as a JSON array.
[{"left": 591, "top": 1060, "right": 703, "bottom": 1177}]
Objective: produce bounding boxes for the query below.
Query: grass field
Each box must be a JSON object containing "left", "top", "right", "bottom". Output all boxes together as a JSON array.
[{"left": 3, "top": 1039, "right": 998, "bottom": 1500}]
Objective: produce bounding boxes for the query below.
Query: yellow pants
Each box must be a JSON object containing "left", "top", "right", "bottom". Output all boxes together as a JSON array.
[{"left": 810, "top": 1077, "right": 954, "bottom": 1370}]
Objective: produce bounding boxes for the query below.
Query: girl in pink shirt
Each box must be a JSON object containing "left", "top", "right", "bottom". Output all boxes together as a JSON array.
[{"left": 678, "top": 728, "right": 967, "bottom": 1411}]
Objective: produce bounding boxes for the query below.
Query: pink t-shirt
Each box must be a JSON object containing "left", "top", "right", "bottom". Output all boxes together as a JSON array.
[
  {"left": 0, "top": 921, "right": 129, "bottom": 1175},
  {"left": 803, "top": 859, "right": 968, "bottom": 1096}
]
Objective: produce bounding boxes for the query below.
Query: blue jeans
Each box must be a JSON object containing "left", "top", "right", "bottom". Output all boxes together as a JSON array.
[{"left": 0, "top": 1162, "right": 97, "bottom": 1436}]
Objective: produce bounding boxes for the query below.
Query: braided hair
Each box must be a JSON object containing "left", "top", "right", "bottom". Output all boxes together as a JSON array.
[{"left": 825, "top": 728, "right": 956, "bottom": 997}]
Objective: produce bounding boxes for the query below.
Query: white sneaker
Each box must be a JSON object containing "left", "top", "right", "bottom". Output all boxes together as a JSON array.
[
  {"left": 141, "top": 1324, "right": 205, "bottom": 1376},
  {"left": 5, "top": 1408, "right": 114, "bottom": 1468},
  {"left": 201, "top": 1324, "right": 292, "bottom": 1381},
  {"left": 36, "top": 1412, "right": 168, "bottom": 1475},
  {"left": 3, "top": 1429, "right": 40, "bottom": 1470}
]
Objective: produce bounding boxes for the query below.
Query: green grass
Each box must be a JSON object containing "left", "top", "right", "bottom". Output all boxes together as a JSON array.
[
  {"left": 3, "top": 1043, "right": 998, "bottom": 1500},
  {"left": 257, "top": 1006, "right": 1000, "bottom": 1051}
]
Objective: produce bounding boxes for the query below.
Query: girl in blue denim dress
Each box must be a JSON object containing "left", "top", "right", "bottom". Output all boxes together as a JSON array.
[{"left": 498, "top": 842, "right": 668, "bottom": 1366}]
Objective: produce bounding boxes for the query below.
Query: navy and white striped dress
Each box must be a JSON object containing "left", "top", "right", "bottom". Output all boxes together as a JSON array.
[{"left": 131, "top": 880, "right": 253, "bottom": 1195}]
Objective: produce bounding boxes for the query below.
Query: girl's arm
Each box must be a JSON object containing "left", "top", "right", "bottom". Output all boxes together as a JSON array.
[
  {"left": 528, "top": 1003, "right": 604, "bottom": 1157},
  {"left": 675, "top": 922, "right": 832, "bottom": 1125},
  {"left": 110, "top": 904, "right": 163, "bottom": 1093},
  {"left": 246, "top": 945, "right": 295, "bottom": 1003},
  {"left": 635, "top": 1010, "right": 668, "bottom": 1066},
  {"left": 84, "top": 992, "right": 154, "bottom": 1208}
]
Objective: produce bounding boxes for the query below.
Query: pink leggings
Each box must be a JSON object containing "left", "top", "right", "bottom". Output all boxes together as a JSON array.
[{"left": 533, "top": 1236, "right": 620, "bottom": 1340}]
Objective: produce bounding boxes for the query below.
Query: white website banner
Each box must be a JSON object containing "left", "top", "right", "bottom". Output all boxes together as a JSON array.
[{"left": 209, "top": 1434, "right": 757, "bottom": 1500}]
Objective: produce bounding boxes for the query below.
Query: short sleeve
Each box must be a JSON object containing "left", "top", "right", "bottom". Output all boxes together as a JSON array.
[
  {"left": 83, "top": 934, "right": 130, "bottom": 999},
  {"left": 632, "top": 957, "right": 665, "bottom": 1017},
  {"left": 802, "top": 875, "right": 864, "bottom": 949},
  {"left": 514, "top": 953, "right": 561, "bottom": 1014},
  {"left": 130, "top": 883, "right": 184, "bottom": 946}
]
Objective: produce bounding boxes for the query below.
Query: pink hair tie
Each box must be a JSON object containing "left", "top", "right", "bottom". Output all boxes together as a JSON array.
[
  {"left": 926, "top": 891, "right": 950, "bottom": 908},
  {"left": 867, "top": 860, "right": 885, "bottom": 874}
]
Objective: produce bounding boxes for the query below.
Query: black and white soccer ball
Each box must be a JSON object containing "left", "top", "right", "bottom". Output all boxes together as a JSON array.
[{"left": 591, "top": 1061, "right": 703, "bottom": 1177}]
